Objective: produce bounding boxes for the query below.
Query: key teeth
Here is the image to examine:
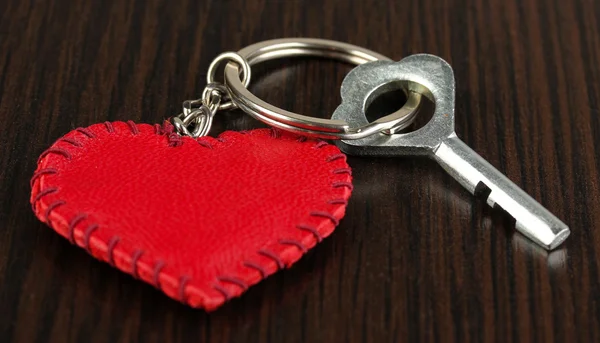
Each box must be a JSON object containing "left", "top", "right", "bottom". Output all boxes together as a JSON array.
[
  {"left": 474, "top": 181, "right": 493, "bottom": 205},
  {"left": 476, "top": 183, "right": 497, "bottom": 208}
]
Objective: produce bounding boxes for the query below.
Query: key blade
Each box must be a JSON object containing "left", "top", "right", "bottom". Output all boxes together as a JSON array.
[{"left": 434, "top": 135, "right": 570, "bottom": 250}]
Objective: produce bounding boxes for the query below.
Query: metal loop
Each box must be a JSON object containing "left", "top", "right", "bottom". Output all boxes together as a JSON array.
[
  {"left": 223, "top": 38, "right": 423, "bottom": 139},
  {"left": 172, "top": 106, "right": 214, "bottom": 138},
  {"left": 173, "top": 54, "right": 244, "bottom": 137},
  {"left": 172, "top": 116, "right": 194, "bottom": 137},
  {"left": 173, "top": 92, "right": 222, "bottom": 138},
  {"left": 206, "top": 52, "right": 251, "bottom": 111}
]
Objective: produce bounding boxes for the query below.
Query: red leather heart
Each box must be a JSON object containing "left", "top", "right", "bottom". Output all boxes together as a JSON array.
[{"left": 30, "top": 121, "right": 352, "bottom": 311}]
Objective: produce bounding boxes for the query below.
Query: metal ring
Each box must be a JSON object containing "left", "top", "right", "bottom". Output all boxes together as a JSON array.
[
  {"left": 206, "top": 52, "right": 251, "bottom": 111},
  {"left": 224, "top": 38, "right": 422, "bottom": 139}
]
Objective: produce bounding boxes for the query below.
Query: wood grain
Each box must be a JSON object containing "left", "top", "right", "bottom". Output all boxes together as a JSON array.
[{"left": 1, "top": 0, "right": 599, "bottom": 342}]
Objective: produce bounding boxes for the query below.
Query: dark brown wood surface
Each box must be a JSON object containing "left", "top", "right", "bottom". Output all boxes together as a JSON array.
[{"left": 1, "top": 0, "right": 599, "bottom": 342}]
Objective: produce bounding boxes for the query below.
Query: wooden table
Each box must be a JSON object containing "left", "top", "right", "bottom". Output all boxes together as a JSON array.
[{"left": 1, "top": 0, "right": 598, "bottom": 342}]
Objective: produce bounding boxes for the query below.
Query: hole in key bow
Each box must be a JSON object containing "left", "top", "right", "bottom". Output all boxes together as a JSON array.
[
  {"left": 365, "top": 85, "right": 407, "bottom": 122},
  {"left": 365, "top": 81, "right": 435, "bottom": 133}
]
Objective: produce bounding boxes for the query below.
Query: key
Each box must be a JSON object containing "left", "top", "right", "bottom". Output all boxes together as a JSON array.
[{"left": 331, "top": 54, "right": 570, "bottom": 250}]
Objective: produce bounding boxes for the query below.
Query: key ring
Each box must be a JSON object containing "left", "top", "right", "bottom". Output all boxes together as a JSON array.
[
  {"left": 173, "top": 38, "right": 423, "bottom": 139},
  {"left": 224, "top": 38, "right": 422, "bottom": 139}
]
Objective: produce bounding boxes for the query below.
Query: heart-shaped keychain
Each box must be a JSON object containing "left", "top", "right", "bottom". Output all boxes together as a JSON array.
[
  {"left": 30, "top": 39, "right": 414, "bottom": 311},
  {"left": 31, "top": 38, "right": 569, "bottom": 311},
  {"left": 31, "top": 121, "right": 352, "bottom": 310}
]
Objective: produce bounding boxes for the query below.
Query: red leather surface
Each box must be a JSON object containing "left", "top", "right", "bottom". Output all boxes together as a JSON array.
[{"left": 30, "top": 121, "right": 352, "bottom": 311}]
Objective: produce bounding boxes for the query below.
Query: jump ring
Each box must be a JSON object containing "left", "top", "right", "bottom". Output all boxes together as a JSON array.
[{"left": 206, "top": 52, "right": 251, "bottom": 111}]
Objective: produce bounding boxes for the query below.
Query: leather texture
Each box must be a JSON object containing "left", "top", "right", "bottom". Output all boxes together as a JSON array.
[{"left": 30, "top": 121, "right": 352, "bottom": 311}]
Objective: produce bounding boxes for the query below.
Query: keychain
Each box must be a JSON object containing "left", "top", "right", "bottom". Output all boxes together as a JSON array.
[{"left": 30, "top": 38, "right": 570, "bottom": 311}]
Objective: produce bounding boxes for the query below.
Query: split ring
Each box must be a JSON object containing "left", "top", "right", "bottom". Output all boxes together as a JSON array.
[{"left": 223, "top": 38, "right": 422, "bottom": 139}]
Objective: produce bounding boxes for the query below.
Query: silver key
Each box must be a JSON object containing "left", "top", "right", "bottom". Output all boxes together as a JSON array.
[{"left": 331, "top": 54, "right": 570, "bottom": 250}]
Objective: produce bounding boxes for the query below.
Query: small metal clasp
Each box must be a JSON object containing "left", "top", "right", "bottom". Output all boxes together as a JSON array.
[{"left": 172, "top": 52, "right": 251, "bottom": 138}]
